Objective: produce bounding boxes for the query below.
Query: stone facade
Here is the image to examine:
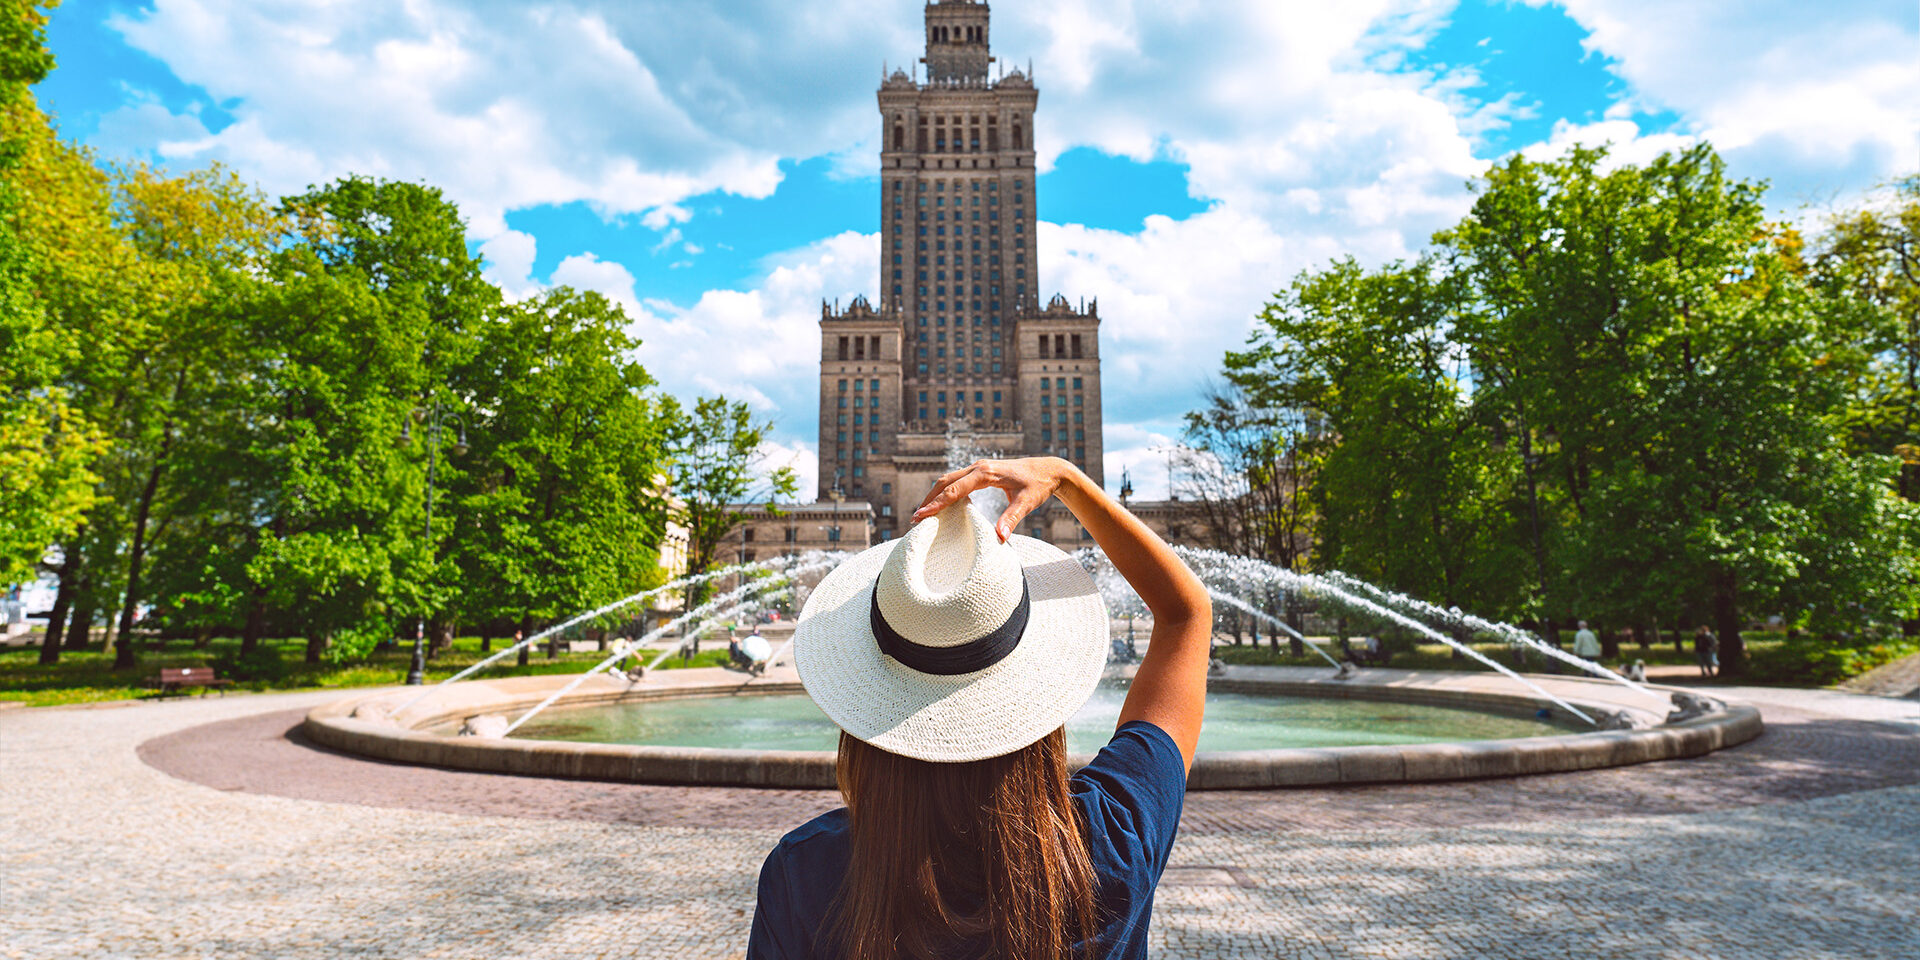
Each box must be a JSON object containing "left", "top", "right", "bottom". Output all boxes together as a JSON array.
[
  {"left": 816, "top": 0, "right": 1104, "bottom": 546},
  {"left": 721, "top": 501, "right": 875, "bottom": 565}
]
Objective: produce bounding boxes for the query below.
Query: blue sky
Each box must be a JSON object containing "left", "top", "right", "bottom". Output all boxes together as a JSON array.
[{"left": 37, "top": 0, "right": 1919, "bottom": 497}]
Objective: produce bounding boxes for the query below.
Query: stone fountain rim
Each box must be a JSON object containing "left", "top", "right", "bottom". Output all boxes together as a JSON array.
[{"left": 301, "top": 666, "right": 1763, "bottom": 790}]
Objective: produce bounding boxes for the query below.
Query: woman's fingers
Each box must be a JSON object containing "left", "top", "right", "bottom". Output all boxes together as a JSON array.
[
  {"left": 995, "top": 486, "right": 1051, "bottom": 541},
  {"left": 912, "top": 468, "right": 994, "bottom": 521}
]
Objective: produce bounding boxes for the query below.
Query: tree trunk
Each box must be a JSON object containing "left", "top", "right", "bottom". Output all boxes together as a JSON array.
[
  {"left": 1633, "top": 623, "right": 1650, "bottom": 652},
  {"left": 517, "top": 613, "right": 532, "bottom": 667},
  {"left": 480, "top": 633, "right": 492, "bottom": 653},
  {"left": 305, "top": 633, "right": 327, "bottom": 664},
  {"left": 1601, "top": 624, "right": 1621, "bottom": 660},
  {"left": 112, "top": 452, "right": 169, "bottom": 671},
  {"left": 68, "top": 602, "right": 95, "bottom": 652},
  {"left": 38, "top": 553, "right": 78, "bottom": 665},
  {"left": 427, "top": 620, "right": 453, "bottom": 660},
  {"left": 240, "top": 588, "right": 268, "bottom": 656},
  {"left": 100, "top": 606, "right": 120, "bottom": 663},
  {"left": 1713, "top": 580, "right": 1744, "bottom": 677}
]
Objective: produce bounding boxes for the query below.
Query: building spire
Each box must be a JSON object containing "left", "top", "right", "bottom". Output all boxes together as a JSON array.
[{"left": 923, "top": 0, "right": 991, "bottom": 84}]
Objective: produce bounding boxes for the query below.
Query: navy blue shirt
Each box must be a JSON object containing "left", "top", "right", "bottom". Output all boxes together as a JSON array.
[{"left": 748, "top": 721, "right": 1187, "bottom": 959}]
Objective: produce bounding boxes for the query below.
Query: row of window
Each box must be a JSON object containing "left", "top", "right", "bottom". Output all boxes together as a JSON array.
[
  {"left": 835, "top": 335, "right": 881, "bottom": 361},
  {"left": 898, "top": 288, "right": 1025, "bottom": 306},
  {"left": 898, "top": 269, "right": 1019, "bottom": 284},
  {"left": 892, "top": 119, "right": 1025, "bottom": 154},
  {"left": 918, "top": 361, "right": 1001, "bottom": 375},
  {"left": 917, "top": 407, "right": 999, "bottom": 420},
  {"left": 891, "top": 251, "right": 1019, "bottom": 266},
  {"left": 1037, "top": 334, "right": 1086, "bottom": 359},
  {"left": 918, "top": 345, "right": 1001, "bottom": 360},
  {"left": 928, "top": 25, "right": 983, "bottom": 45},
  {"left": 919, "top": 330, "right": 998, "bottom": 342},
  {"left": 918, "top": 316, "right": 998, "bottom": 327},
  {"left": 897, "top": 209, "right": 1022, "bottom": 223},
  {"left": 900, "top": 193, "right": 1003, "bottom": 207},
  {"left": 908, "top": 236, "right": 1026, "bottom": 251},
  {"left": 901, "top": 223, "right": 1022, "bottom": 240},
  {"left": 893, "top": 178, "right": 1024, "bottom": 194},
  {"left": 834, "top": 426, "right": 1089, "bottom": 449}
]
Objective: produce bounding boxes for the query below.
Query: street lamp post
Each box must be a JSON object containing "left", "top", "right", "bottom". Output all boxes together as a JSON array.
[
  {"left": 1516, "top": 425, "right": 1557, "bottom": 668},
  {"left": 1119, "top": 468, "right": 1138, "bottom": 659},
  {"left": 398, "top": 399, "right": 469, "bottom": 685}
]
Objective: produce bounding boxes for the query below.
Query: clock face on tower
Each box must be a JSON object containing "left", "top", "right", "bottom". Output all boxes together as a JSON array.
[{"left": 817, "top": 0, "right": 1102, "bottom": 546}]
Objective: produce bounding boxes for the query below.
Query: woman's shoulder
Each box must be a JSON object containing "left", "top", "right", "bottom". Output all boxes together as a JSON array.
[
  {"left": 1072, "top": 721, "right": 1186, "bottom": 827},
  {"left": 772, "top": 807, "right": 849, "bottom": 858}
]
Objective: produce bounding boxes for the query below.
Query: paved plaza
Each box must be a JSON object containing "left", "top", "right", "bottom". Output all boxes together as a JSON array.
[{"left": 5, "top": 685, "right": 1919, "bottom": 959}]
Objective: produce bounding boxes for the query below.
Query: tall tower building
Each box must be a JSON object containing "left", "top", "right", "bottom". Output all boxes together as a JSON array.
[{"left": 819, "top": 0, "right": 1104, "bottom": 545}]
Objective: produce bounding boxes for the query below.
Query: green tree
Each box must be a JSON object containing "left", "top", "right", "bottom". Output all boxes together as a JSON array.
[
  {"left": 1228, "top": 258, "right": 1530, "bottom": 621},
  {"left": 1814, "top": 175, "right": 1919, "bottom": 497},
  {"left": 88, "top": 164, "right": 282, "bottom": 668},
  {"left": 664, "top": 395, "right": 798, "bottom": 608},
  {"left": 0, "top": 0, "right": 102, "bottom": 591},
  {"left": 1222, "top": 144, "right": 1918, "bottom": 673},
  {"left": 444, "top": 287, "right": 672, "bottom": 660},
  {"left": 1443, "top": 145, "right": 1916, "bottom": 671},
  {"left": 1, "top": 0, "right": 121, "bottom": 658}
]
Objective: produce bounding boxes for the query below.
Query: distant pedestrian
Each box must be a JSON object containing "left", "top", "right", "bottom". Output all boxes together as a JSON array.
[
  {"left": 1693, "top": 625, "right": 1718, "bottom": 677},
  {"left": 1572, "top": 620, "right": 1601, "bottom": 660}
]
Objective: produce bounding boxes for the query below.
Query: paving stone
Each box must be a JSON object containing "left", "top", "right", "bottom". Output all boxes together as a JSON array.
[{"left": 4, "top": 687, "right": 1918, "bottom": 959}]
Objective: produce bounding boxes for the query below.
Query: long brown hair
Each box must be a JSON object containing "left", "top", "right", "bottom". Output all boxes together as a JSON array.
[{"left": 827, "top": 727, "right": 1101, "bottom": 960}]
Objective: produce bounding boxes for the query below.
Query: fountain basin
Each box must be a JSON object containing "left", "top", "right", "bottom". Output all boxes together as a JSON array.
[{"left": 303, "top": 665, "right": 1762, "bottom": 789}]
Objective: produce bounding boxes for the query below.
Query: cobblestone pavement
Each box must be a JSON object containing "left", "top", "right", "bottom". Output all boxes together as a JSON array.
[
  {"left": 5, "top": 687, "right": 1919, "bottom": 959},
  {"left": 140, "top": 689, "right": 1920, "bottom": 834}
]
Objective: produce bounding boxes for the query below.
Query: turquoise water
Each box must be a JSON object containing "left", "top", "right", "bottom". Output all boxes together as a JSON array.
[{"left": 503, "top": 685, "right": 1569, "bottom": 752}]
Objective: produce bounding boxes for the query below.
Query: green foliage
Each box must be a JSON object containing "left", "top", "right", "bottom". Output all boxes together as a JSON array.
[
  {"left": 446, "top": 286, "right": 671, "bottom": 633},
  {"left": 0, "top": 31, "right": 813, "bottom": 679},
  {"left": 665, "top": 395, "right": 799, "bottom": 604},
  {"left": 1746, "top": 634, "right": 1920, "bottom": 687},
  {"left": 1812, "top": 174, "right": 1920, "bottom": 502},
  {"left": 1177, "top": 383, "right": 1319, "bottom": 572},
  {"left": 1229, "top": 257, "right": 1530, "bottom": 611},
  {"left": 0, "top": 0, "right": 107, "bottom": 584},
  {"left": 1224, "top": 144, "right": 1920, "bottom": 676}
]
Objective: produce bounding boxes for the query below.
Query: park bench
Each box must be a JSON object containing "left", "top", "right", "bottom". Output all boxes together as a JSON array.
[
  {"left": 145, "top": 666, "right": 233, "bottom": 697},
  {"left": 1343, "top": 637, "right": 1392, "bottom": 667}
]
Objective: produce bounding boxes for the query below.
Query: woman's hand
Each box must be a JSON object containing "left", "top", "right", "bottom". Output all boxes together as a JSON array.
[{"left": 911, "top": 457, "right": 1077, "bottom": 541}]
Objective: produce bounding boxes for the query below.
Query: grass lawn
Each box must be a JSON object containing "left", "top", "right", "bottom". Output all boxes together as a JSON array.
[
  {"left": 7, "top": 626, "right": 1901, "bottom": 706},
  {"left": 1211, "top": 634, "right": 1792, "bottom": 676},
  {"left": 0, "top": 633, "right": 738, "bottom": 708}
]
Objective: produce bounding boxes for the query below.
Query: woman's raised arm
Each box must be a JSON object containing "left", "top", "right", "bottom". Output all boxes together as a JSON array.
[{"left": 912, "top": 458, "right": 1212, "bottom": 769}]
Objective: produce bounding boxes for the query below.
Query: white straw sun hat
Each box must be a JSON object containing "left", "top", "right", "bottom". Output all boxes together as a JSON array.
[{"left": 793, "top": 501, "right": 1110, "bottom": 763}]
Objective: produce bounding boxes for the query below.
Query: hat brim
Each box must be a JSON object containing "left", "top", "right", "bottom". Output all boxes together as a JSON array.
[{"left": 793, "top": 534, "right": 1110, "bottom": 763}]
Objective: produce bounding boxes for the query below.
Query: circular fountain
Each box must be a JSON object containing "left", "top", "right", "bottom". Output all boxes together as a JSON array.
[
  {"left": 305, "top": 663, "right": 1759, "bottom": 789},
  {"left": 305, "top": 539, "right": 1762, "bottom": 789}
]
